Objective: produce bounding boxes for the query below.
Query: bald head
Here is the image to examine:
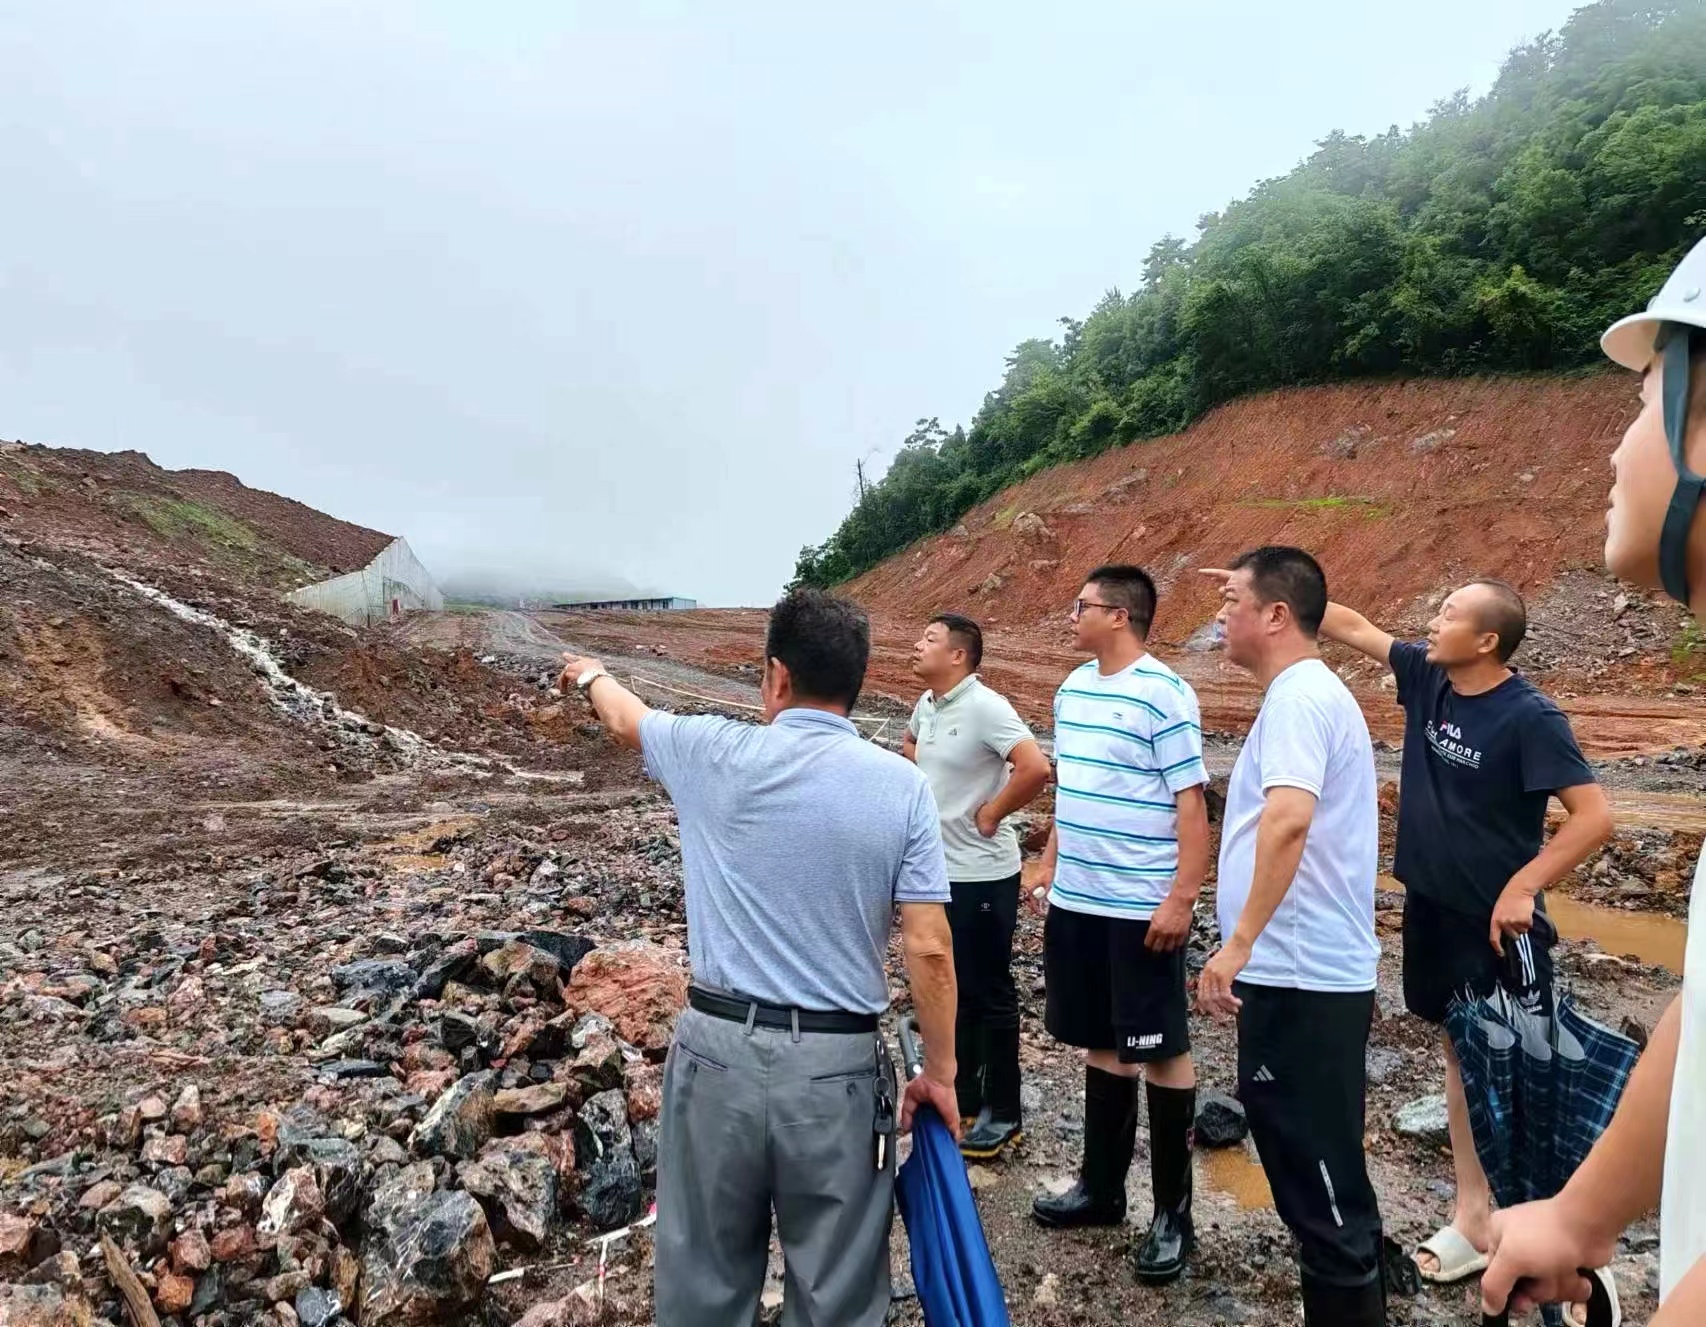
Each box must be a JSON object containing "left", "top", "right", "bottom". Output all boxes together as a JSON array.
[
  {"left": 1429, "top": 578, "right": 1527, "bottom": 668},
  {"left": 1464, "top": 579, "right": 1527, "bottom": 662}
]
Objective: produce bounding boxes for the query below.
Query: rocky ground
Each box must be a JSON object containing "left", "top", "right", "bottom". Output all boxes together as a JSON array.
[
  {"left": 0, "top": 680, "right": 1690, "bottom": 1327},
  {"left": 0, "top": 564, "right": 1699, "bottom": 1326}
]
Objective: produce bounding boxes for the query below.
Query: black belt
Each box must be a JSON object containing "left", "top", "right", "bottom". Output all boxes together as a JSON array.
[{"left": 688, "top": 986, "right": 879, "bottom": 1035}]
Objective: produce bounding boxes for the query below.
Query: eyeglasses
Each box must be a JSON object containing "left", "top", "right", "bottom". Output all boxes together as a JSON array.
[{"left": 1072, "top": 599, "right": 1122, "bottom": 620}]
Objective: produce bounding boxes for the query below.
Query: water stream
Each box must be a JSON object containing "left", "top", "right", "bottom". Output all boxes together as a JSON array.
[{"left": 109, "top": 571, "right": 582, "bottom": 783}]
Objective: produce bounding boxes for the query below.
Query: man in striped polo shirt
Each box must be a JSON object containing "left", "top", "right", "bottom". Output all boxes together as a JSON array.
[{"left": 1029, "top": 564, "right": 1211, "bottom": 1286}]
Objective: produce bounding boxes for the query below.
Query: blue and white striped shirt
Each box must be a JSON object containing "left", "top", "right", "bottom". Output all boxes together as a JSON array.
[{"left": 1048, "top": 655, "right": 1208, "bottom": 920}]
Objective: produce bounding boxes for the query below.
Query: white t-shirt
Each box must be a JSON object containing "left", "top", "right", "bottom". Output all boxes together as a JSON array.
[
  {"left": 1216, "top": 657, "right": 1380, "bottom": 992},
  {"left": 1661, "top": 851, "right": 1705, "bottom": 1300},
  {"left": 1048, "top": 656, "right": 1208, "bottom": 921},
  {"left": 908, "top": 675, "right": 1034, "bottom": 882}
]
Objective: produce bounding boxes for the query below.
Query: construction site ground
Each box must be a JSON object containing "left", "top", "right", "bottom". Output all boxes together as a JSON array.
[
  {"left": 3, "top": 396, "right": 1703, "bottom": 1325},
  {"left": 4, "top": 599, "right": 1691, "bottom": 1326}
]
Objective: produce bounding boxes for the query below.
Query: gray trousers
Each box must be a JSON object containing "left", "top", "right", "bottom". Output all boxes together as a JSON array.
[{"left": 655, "top": 1007, "right": 897, "bottom": 1327}]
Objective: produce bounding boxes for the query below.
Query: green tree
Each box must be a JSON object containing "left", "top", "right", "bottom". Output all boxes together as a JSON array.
[{"left": 790, "top": 0, "right": 1706, "bottom": 590}]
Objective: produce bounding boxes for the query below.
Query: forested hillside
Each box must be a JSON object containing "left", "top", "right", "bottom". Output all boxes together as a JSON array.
[{"left": 794, "top": 0, "right": 1706, "bottom": 589}]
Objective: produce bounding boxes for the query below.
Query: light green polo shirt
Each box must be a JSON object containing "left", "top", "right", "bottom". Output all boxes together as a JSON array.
[{"left": 908, "top": 674, "right": 1034, "bottom": 883}]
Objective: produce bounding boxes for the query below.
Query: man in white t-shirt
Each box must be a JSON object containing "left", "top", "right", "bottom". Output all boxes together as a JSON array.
[
  {"left": 1480, "top": 239, "right": 1706, "bottom": 1325},
  {"left": 1028, "top": 565, "right": 1211, "bottom": 1288},
  {"left": 1200, "top": 546, "right": 1385, "bottom": 1327},
  {"left": 905, "top": 613, "right": 1051, "bottom": 1160}
]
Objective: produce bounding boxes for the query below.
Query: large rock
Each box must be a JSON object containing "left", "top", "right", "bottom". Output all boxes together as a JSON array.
[
  {"left": 510, "top": 1129, "right": 576, "bottom": 1190},
  {"left": 307, "top": 1007, "right": 368, "bottom": 1038},
  {"left": 457, "top": 1139, "right": 559, "bottom": 1252},
  {"left": 294, "top": 1285, "right": 342, "bottom": 1327},
  {"left": 170, "top": 1230, "right": 212, "bottom": 1275},
  {"left": 95, "top": 1184, "right": 173, "bottom": 1258},
  {"left": 275, "top": 1136, "right": 365, "bottom": 1226},
  {"left": 565, "top": 942, "right": 688, "bottom": 1054},
  {"left": 632, "top": 1117, "right": 659, "bottom": 1185},
  {"left": 481, "top": 941, "right": 560, "bottom": 993},
  {"left": 0, "top": 1214, "right": 34, "bottom": 1277},
  {"left": 274, "top": 1104, "right": 333, "bottom": 1153},
  {"left": 210, "top": 1225, "right": 258, "bottom": 1262},
  {"left": 562, "top": 1032, "right": 625, "bottom": 1103},
  {"left": 154, "top": 1269, "right": 195, "bottom": 1315},
  {"left": 258, "top": 1167, "right": 326, "bottom": 1240},
  {"left": 332, "top": 959, "right": 415, "bottom": 998},
  {"left": 1393, "top": 1094, "right": 1451, "bottom": 1146},
  {"left": 171, "top": 1084, "right": 204, "bottom": 1131},
  {"left": 0, "top": 1283, "right": 94, "bottom": 1327},
  {"left": 513, "top": 1284, "right": 600, "bottom": 1327},
  {"left": 140, "top": 1134, "right": 189, "bottom": 1167},
  {"left": 573, "top": 1090, "right": 643, "bottom": 1230},
  {"left": 438, "top": 1011, "right": 479, "bottom": 1053},
  {"left": 493, "top": 1083, "right": 568, "bottom": 1117},
  {"left": 260, "top": 990, "right": 305, "bottom": 1024},
  {"left": 360, "top": 1166, "right": 493, "bottom": 1326},
  {"left": 412, "top": 939, "right": 479, "bottom": 1001},
  {"left": 1194, "top": 1090, "right": 1248, "bottom": 1148},
  {"left": 623, "top": 1063, "right": 663, "bottom": 1123},
  {"left": 518, "top": 930, "right": 594, "bottom": 976},
  {"left": 410, "top": 1073, "right": 495, "bottom": 1161}
]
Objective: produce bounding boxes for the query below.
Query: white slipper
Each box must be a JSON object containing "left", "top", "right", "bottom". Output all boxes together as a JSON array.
[
  {"left": 1414, "top": 1225, "right": 1489, "bottom": 1284},
  {"left": 1565, "top": 1266, "right": 1621, "bottom": 1327}
]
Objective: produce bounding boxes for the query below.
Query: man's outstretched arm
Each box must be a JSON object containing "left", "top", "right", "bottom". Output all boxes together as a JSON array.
[
  {"left": 558, "top": 653, "right": 652, "bottom": 750},
  {"left": 1319, "top": 602, "right": 1397, "bottom": 669}
]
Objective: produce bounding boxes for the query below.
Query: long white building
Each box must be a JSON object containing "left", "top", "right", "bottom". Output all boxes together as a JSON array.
[{"left": 287, "top": 536, "right": 443, "bottom": 626}]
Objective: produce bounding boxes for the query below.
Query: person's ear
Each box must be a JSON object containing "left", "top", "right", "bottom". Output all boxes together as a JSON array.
[{"left": 766, "top": 657, "right": 792, "bottom": 701}]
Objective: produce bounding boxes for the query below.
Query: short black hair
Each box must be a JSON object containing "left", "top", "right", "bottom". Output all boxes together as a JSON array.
[
  {"left": 930, "top": 613, "right": 984, "bottom": 671},
  {"left": 1466, "top": 578, "right": 1528, "bottom": 663},
  {"left": 1228, "top": 546, "right": 1328, "bottom": 637},
  {"left": 766, "top": 588, "right": 870, "bottom": 709},
  {"left": 1084, "top": 564, "right": 1158, "bottom": 637}
]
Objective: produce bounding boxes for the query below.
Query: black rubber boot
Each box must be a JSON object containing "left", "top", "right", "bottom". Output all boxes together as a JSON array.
[
  {"left": 1300, "top": 1271, "right": 1386, "bottom": 1327},
  {"left": 1031, "top": 1065, "right": 1136, "bottom": 1228},
  {"left": 955, "top": 1015, "right": 986, "bottom": 1127},
  {"left": 960, "top": 1024, "right": 1023, "bottom": 1160},
  {"left": 1129, "top": 1081, "right": 1195, "bottom": 1284}
]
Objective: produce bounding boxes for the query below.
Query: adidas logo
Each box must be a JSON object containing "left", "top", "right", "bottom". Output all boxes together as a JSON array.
[{"left": 1251, "top": 1065, "right": 1276, "bottom": 1084}]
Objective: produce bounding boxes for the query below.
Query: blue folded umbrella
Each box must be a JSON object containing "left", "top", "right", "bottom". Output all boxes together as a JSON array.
[
  {"left": 895, "top": 1018, "right": 1011, "bottom": 1327},
  {"left": 1446, "top": 920, "right": 1637, "bottom": 1327},
  {"left": 1444, "top": 922, "right": 1638, "bottom": 1210}
]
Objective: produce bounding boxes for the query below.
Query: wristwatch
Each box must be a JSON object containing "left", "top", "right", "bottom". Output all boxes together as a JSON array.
[{"left": 576, "top": 667, "right": 610, "bottom": 693}]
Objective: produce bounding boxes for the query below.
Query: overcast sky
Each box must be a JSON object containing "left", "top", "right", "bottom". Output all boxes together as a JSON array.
[{"left": 0, "top": 1, "right": 1581, "bottom": 605}]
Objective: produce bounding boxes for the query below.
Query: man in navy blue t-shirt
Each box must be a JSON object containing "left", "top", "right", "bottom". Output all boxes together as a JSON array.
[{"left": 1320, "top": 578, "right": 1612, "bottom": 1285}]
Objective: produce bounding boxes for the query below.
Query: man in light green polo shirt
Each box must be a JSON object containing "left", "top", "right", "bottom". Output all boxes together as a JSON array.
[{"left": 905, "top": 612, "right": 1052, "bottom": 1159}]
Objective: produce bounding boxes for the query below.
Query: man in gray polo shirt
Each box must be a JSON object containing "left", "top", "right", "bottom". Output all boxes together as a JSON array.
[
  {"left": 557, "top": 588, "right": 959, "bottom": 1327},
  {"left": 905, "top": 612, "right": 1050, "bottom": 1160}
]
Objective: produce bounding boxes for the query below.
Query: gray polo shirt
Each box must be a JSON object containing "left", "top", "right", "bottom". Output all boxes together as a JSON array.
[
  {"left": 908, "top": 675, "right": 1034, "bottom": 882},
  {"left": 639, "top": 707, "right": 951, "bottom": 1015}
]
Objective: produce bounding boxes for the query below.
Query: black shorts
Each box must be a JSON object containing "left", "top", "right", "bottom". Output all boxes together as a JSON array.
[
  {"left": 1043, "top": 904, "right": 1189, "bottom": 1062},
  {"left": 1402, "top": 889, "right": 1553, "bottom": 1025}
]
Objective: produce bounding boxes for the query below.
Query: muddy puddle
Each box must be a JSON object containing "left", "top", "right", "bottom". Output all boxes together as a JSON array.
[
  {"left": 1379, "top": 876, "right": 1687, "bottom": 972},
  {"left": 1546, "top": 892, "right": 1689, "bottom": 972},
  {"left": 1605, "top": 788, "right": 1706, "bottom": 833},
  {"left": 1198, "top": 1144, "right": 1274, "bottom": 1209}
]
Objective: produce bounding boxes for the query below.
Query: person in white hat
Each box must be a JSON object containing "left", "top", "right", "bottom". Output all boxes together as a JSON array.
[{"left": 1481, "top": 236, "right": 1706, "bottom": 1325}]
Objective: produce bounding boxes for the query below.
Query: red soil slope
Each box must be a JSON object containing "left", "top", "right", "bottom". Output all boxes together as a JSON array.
[
  {"left": 0, "top": 442, "right": 393, "bottom": 588},
  {"left": 847, "top": 373, "right": 1638, "bottom": 643}
]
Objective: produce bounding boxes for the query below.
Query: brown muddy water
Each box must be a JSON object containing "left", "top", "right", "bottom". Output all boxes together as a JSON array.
[{"left": 1380, "top": 875, "right": 1687, "bottom": 973}]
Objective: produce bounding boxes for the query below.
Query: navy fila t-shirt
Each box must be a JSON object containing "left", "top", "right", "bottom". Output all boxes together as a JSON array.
[{"left": 1389, "top": 642, "right": 1595, "bottom": 916}]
